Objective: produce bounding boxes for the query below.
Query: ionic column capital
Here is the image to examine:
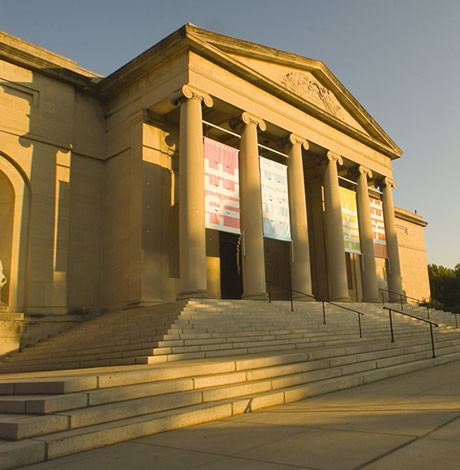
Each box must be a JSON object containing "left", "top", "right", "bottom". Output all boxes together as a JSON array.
[
  {"left": 382, "top": 176, "right": 396, "bottom": 189},
  {"left": 358, "top": 165, "right": 373, "bottom": 179},
  {"left": 230, "top": 112, "right": 266, "bottom": 132},
  {"left": 169, "top": 85, "right": 213, "bottom": 107},
  {"left": 326, "top": 151, "right": 343, "bottom": 166},
  {"left": 289, "top": 133, "right": 310, "bottom": 150}
]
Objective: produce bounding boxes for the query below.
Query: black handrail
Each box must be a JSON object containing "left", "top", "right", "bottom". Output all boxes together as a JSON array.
[
  {"left": 379, "top": 287, "right": 431, "bottom": 319},
  {"left": 265, "top": 279, "right": 364, "bottom": 338},
  {"left": 383, "top": 306, "right": 439, "bottom": 358},
  {"left": 380, "top": 287, "right": 460, "bottom": 327}
]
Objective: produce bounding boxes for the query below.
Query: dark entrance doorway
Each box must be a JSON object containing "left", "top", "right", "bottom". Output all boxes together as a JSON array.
[
  {"left": 264, "top": 238, "right": 292, "bottom": 300},
  {"left": 219, "top": 232, "right": 242, "bottom": 299}
]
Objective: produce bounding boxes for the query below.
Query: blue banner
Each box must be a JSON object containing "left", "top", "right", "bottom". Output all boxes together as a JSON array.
[{"left": 260, "top": 157, "right": 291, "bottom": 242}]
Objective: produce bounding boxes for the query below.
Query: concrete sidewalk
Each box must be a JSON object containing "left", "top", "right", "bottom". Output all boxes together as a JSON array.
[{"left": 19, "top": 361, "right": 460, "bottom": 469}]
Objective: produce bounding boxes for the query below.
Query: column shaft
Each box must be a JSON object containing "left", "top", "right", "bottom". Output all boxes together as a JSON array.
[
  {"left": 356, "top": 167, "right": 379, "bottom": 302},
  {"left": 176, "top": 90, "right": 210, "bottom": 298},
  {"left": 381, "top": 177, "right": 403, "bottom": 301},
  {"left": 323, "top": 152, "right": 350, "bottom": 301},
  {"left": 287, "top": 135, "right": 313, "bottom": 300},
  {"left": 239, "top": 113, "right": 267, "bottom": 299}
]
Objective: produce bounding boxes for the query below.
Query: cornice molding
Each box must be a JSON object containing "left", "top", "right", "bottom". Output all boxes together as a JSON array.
[
  {"left": 0, "top": 34, "right": 101, "bottom": 96},
  {"left": 395, "top": 207, "right": 428, "bottom": 227}
]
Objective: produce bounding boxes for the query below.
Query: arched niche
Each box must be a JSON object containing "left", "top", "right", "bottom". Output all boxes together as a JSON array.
[{"left": 0, "top": 153, "right": 30, "bottom": 312}]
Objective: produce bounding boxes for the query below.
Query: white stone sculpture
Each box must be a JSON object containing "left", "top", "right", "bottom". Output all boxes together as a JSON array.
[{"left": 0, "top": 259, "right": 7, "bottom": 288}]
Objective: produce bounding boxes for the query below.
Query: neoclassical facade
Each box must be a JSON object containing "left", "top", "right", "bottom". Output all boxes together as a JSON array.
[{"left": 0, "top": 24, "right": 430, "bottom": 317}]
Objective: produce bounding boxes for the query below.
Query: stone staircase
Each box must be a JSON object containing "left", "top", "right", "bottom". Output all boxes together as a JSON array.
[
  {"left": 0, "top": 299, "right": 453, "bottom": 373},
  {"left": 400, "top": 303, "right": 460, "bottom": 328},
  {"left": 0, "top": 299, "right": 460, "bottom": 469}
]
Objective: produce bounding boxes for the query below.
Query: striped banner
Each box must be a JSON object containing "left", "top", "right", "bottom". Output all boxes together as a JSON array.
[
  {"left": 369, "top": 196, "right": 387, "bottom": 258},
  {"left": 260, "top": 156, "right": 291, "bottom": 241},
  {"left": 203, "top": 137, "right": 240, "bottom": 234}
]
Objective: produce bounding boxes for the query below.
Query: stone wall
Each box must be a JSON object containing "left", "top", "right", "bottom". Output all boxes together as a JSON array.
[{"left": 395, "top": 207, "right": 430, "bottom": 302}]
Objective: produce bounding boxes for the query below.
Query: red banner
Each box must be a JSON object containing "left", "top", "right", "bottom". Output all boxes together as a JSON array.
[
  {"left": 370, "top": 196, "right": 387, "bottom": 258},
  {"left": 204, "top": 137, "right": 240, "bottom": 234}
]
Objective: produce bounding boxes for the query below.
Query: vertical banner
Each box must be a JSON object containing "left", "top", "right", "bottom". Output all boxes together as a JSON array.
[
  {"left": 259, "top": 156, "right": 291, "bottom": 241},
  {"left": 340, "top": 186, "right": 361, "bottom": 254},
  {"left": 203, "top": 137, "right": 240, "bottom": 234},
  {"left": 369, "top": 196, "right": 387, "bottom": 258}
]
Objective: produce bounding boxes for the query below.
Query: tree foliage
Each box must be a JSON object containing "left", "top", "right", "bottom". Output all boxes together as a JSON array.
[{"left": 427, "top": 264, "right": 460, "bottom": 312}]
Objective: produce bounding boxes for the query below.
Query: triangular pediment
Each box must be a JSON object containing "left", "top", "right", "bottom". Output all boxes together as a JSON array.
[
  {"left": 224, "top": 54, "right": 368, "bottom": 134},
  {"left": 100, "top": 24, "right": 401, "bottom": 158},
  {"left": 184, "top": 25, "right": 402, "bottom": 158}
]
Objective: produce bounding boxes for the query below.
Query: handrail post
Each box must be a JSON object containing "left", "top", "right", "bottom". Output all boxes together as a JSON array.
[
  {"left": 426, "top": 305, "right": 430, "bottom": 320},
  {"left": 290, "top": 287, "right": 293, "bottom": 312},
  {"left": 455, "top": 313, "right": 458, "bottom": 329},
  {"left": 322, "top": 301, "right": 326, "bottom": 325},
  {"left": 388, "top": 308, "right": 395, "bottom": 342},
  {"left": 267, "top": 281, "right": 271, "bottom": 304},
  {"left": 430, "top": 323, "right": 436, "bottom": 358},
  {"left": 400, "top": 294, "right": 404, "bottom": 311},
  {"left": 380, "top": 288, "right": 385, "bottom": 305},
  {"left": 358, "top": 313, "right": 362, "bottom": 338}
]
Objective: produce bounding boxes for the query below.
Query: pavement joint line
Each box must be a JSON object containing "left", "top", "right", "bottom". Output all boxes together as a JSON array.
[
  {"left": 414, "top": 413, "right": 460, "bottom": 439},
  {"left": 353, "top": 413, "right": 460, "bottom": 469},
  {"left": 185, "top": 452, "right": 320, "bottom": 470},
  {"left": 353, "top": 436, "right": 419, "bottom": 470},
  {"left": 134, "top": 424, "right": 315, "bottom": 458}
]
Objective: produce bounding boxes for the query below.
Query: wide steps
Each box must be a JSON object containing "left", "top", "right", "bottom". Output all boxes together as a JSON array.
[
  {"left": 1, "top": 323, "right": 452, "bottom": 373},
  {"left": 1, "top": 348, "right": 460, "bottom": 468}
]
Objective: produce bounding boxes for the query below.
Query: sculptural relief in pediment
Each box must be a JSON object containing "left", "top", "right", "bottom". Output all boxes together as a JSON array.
[
  {"left": 278, "top": 70, "right": 366, "bottom": 132},
  {"left": 280, "top": 72, "right": 344, "bottom": 119},
  {"left": 224, "top": 53, "right": 367, "bottom": 133}
]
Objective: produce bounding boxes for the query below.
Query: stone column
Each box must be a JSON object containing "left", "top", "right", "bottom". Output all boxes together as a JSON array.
[
  {"left": 323, "top": 151, "right": 350, "bottom": 301},
  {"left": 170, "top": 85, "right": 213, "bottom": 299},
  {"left": 381, "top": 177, "right": 403, "bottom": 301},
  {"left": 356, "top": 166, "right": 379, "bottom": 302},
  {"left": 237, "top": 112, "right": 267, "bottom": 299},
  {"left": 287, "top": 134, "right": 313, "bottom": 300}
]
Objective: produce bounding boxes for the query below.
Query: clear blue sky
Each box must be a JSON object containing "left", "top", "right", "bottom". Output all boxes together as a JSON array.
[{"left": 2, "top": 0, "right": 459, "bottom": 268}]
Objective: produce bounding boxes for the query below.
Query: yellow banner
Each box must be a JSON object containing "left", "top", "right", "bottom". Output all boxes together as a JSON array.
[{"left": 340, "top": 187, "right": 361, "bottom": 254}]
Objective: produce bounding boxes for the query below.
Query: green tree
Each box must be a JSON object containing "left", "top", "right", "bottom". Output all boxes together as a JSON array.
[{"left": 428, "top": 264, "right": 460, "bottom": 312}]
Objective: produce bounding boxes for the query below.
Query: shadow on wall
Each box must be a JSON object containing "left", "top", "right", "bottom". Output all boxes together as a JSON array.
[{"left": 0, "top": 67, "right": 102, "bottom": 314}]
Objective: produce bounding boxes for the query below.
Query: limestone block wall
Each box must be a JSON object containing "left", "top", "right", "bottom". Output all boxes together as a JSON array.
[
  {"left": 100, "top": 52, "right": 189, "bottom": 310},
  {"left": 101, "top": 119, "right": 178, "bottom": 311},
  {"left": 395, "top": 208, "right": 430, "bottom": 302},
  {"left": 0, "top": 54, "right": 105, "bottom": 315},
  {"left": 0, "top": 313, "right": 23, "bottom": 356}
]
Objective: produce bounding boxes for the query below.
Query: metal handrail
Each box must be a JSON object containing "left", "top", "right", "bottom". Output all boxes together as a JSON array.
[
  {"left": 265, "top": 280, "right": 364, "bottom": 338},
  {"left": 383, "top": 306, "right": 439, "bottom": 358},
  {"left": 379, "top": 287, "right": 431, "bottom": 319},
  {"left": 380, "top": 288, "right": 460, "bottom": 326}
]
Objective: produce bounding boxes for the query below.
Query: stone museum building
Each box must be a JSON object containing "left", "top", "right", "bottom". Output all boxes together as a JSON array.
[{"left": 0, "top": 24, "right": 430, "bottom": 318}]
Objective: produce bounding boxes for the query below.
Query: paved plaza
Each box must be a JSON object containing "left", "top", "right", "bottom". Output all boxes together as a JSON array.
[{"left": 17, "top": 360, "right": 460, "bottom": 470}]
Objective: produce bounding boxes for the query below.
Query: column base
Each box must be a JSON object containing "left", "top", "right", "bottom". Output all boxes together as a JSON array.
[
  {"left": 330, "top": 295, "right": 352, "bottom": 302},
  {"left": 177, "top": 289, "right": 208, "bottom": 300},
  {"left": 242, "top": 292, "right": 268, "bottom": 300},
  {"left": 292, "top": 294, "right": 315, "bottom": 302}
]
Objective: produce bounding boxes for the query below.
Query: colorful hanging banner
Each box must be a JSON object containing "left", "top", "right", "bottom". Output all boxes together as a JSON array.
[
  {"left": 259, "top": 156, "right": 291, "bottom": 241},
  {"left": 369, "top": 196, "right": 387, "bottom": 258},
  {"left": 340, "top": 186, "right": 361, "bottom": 254},
  {"left": 203, "top": 137, "right": 240, "bottom": 234}
]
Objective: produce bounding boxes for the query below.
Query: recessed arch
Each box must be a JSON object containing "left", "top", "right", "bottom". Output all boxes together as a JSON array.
[{"left": 0, "top": 152, "right": 30, "bottom": 312}]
